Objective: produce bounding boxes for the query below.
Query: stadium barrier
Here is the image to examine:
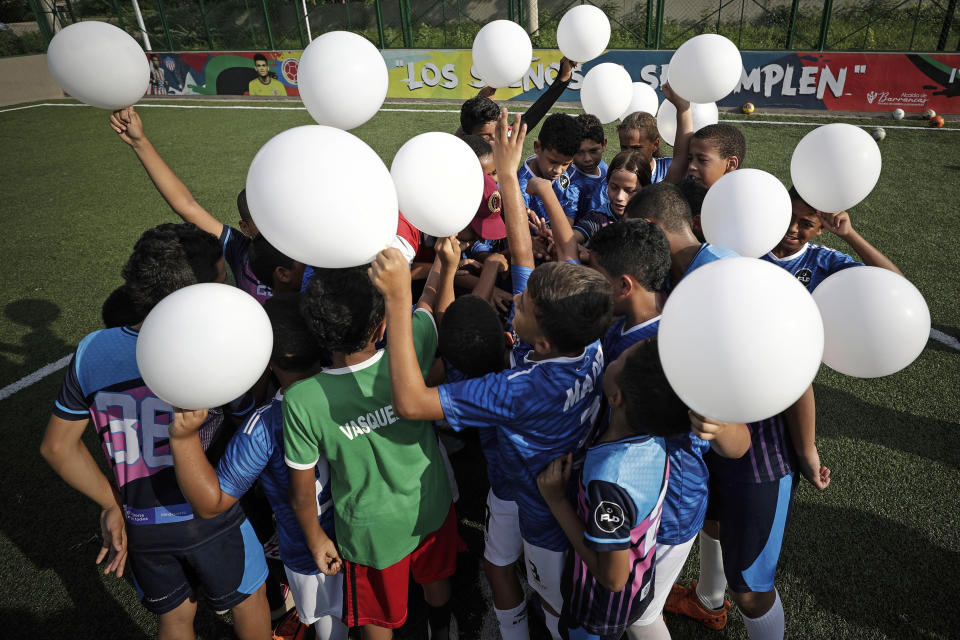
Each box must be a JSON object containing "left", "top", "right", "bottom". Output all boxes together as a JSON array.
[{"left": 0, "top": 54, "right": 64, "bottom": 106}]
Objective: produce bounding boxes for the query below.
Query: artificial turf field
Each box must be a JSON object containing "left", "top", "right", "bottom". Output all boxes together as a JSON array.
[{"left": 1, "top": 97, "right": 959, "bottom": 639}]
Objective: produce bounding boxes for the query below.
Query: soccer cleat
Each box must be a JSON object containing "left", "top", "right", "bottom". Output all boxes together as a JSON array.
[{"left": 664, "top": 581, "right": 731, "bottom": 630}]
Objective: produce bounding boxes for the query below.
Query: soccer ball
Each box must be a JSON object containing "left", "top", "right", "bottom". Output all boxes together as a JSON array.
[
  {"left": 923, "top": 108, "right": 937, "bottom": 119},
  {"left": 891, "top": 108, "right": 905, "bottom": 120},
  {"left": 742, "top": 102, "right": 755, "bottom": 115},
  {"left": 930, "top": 115, "right": 945, "bottom": 128},
  {"left": 871, "top": 127, "right": 886, "bottom": 141}
]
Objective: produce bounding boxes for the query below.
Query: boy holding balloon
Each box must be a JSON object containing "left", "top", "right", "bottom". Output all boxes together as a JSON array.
[
  {"left": 685, "top": 124, "right": 746, "bottom": 189},
  {"left": 618, "top": 83, "right": 695, "bottom": 186}
]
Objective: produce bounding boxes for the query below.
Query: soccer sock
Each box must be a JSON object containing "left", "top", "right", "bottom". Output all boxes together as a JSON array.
[
  {"left": 494, "top": 602, "right": 529, "bottom": 640},
  {"left": 627, "top": 616, "right": 672, "bottom": 639},
  {"left": 313, "top": 614, "right": 348, "bottom": 640},
  {"left": 740, "top": 590, "right": 784, "bottom": 640},
  {"left": 427, "top": 601, "right": 451, "bottom": 640},
  {"left": 696, "top": 530, "right": 728, "bottom": 610},
  {"left": 543, "top": 607, "right": 562, "bottom": 640}
]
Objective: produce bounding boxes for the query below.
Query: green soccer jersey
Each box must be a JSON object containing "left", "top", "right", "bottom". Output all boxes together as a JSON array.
[{"left": 283, "top": 309, "right": 452, "bottom": 569}]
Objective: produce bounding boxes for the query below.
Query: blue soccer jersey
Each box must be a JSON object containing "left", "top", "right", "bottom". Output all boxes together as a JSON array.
[
  {"left": 565, "top": 435, "right": 669, "bottom": 636},
  {"left": 217, "top": 392, "right": 334, "bottom": 575},
  {"left": 573, "top": 203, "right": 616, "bottom": 244},
  {"left": 518, "top": 155, "right": 578, "bottom": 221},
  {"left": 220, "top": 225, "right": 272, "bottom": 304},
  {"left": 53, "top": 326, "right": 245, "bottom": 551},
  {"left": 652, "top": 156, "right": 672, "bottom": 184},
  {"left": 602, "top": 316, "right": 660, "bottom": 365},
  {"left": 568, "top": 160, "right": 609, "bottom": 219},
  {"left": 658, "top": 433, "right": 712, "bottom": 546},
  {"left": 668, "top": 243, "right": 740, "bottom": 290},
  {"left": 761, "top": 242, "right": 862, "bottom": 292}
]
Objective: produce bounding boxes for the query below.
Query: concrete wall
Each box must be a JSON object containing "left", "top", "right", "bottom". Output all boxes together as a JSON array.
[{"left": 0, "top": 54, "right": 64, "bottom": 107}]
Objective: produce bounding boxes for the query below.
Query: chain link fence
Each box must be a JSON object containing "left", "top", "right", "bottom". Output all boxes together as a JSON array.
[{"left": 5, "top": 0, "right": 958, "bottom": 55}]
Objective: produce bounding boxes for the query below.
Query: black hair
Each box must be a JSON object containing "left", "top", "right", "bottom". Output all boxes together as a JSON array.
[
  {"left": 617, "top": 111, "right": 661, "bottom": 156},
  {"left": 119, "top": 223, "right": 222, "bottom": 320},
  {"left": 618, "top": 338, "right": 690, "bottom": 438},
  {"left": 787, "top": 185, "right": 816, "bottom": 213},
  {"left": 438, "top": 295, "right": 505, "bottom": 378},
  {"left": 460, "top": 96, "right": 500, "bottom": 135},
  {"left": 575, "top": 113, "right": 605, "bottom": 145},
  {"left": 249, "top": 234, "right": 294, "bottom": 287},
  {"left": 608, "top": 150, "right": 652, "bottom": 188},
  {"left": 300, "top": 266, "right": 384, "bottom": 355},
  {"left": 588, "top": 220, "right": 670, "bottom": 293},
  {"left": 693, "top": 123, "right": 746, "bottom": 164},
  {"left": 101, "top": 286, "right": 144, "bottom": 328},
  {"left": 253, "top": 53, "right": 268, "bottom": 64},
  {"left": 237, "top": 188, "right": 252, "bottom": 223},
  {"left": 527, "top": 262, "right": 613, "bottom": 353},
  {"left": 678, "top": 179, "right": 708, "bottom": 218},
  {"left": 264, "top": 291, "right": 329, "bottom": 371},
  {"left": 538, "top": 113, "right": 581, "bottom": 158},
  {"left": 461, "top": 134, "right": 493, "bottom": 160},
  {"left": 624, "top": 182, "right": 693, "bottom": 234}
]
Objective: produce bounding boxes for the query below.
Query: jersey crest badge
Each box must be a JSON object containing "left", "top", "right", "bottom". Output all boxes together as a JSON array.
[
  {"left": 794, "top": 268, "right": 813, "bottom": 286},
  {"left": 595, "top": 501, "right": 625, "bottom": 533},
  {"left": 556, "top": 174, "right": 571, "bottom": 190}
]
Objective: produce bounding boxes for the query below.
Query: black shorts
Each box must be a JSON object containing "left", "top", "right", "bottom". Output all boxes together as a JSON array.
[{"left": 129, "top": 518, "right": 268, "bottom": 615}]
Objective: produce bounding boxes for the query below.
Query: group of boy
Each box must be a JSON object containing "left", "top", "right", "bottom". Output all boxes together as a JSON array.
[{"left": 40, "top": 72, "right": 903, "bottom": 640}]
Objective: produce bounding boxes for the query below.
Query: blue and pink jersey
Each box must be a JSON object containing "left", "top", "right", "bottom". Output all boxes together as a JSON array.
[
  {"left": 565, "top": 435, "right": 669, "bottom": 636},
  {"left": 707, "top": 412, "right": 795, "bottom": 484},
  {"left": 220, "top": 225, "right": 272, "bottom": 304},
  {"left": 54, "top": 326, "right": 245, "bottom": 550}
]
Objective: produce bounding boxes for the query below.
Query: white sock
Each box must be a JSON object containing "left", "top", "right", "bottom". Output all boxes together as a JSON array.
[
  {"left": 627, "top": 615, "right": 672, "bottom": 639},
  {"left": 741, "top": 590, "right": 784, "bottom": 640},
  {"left": 696, "top": 530, "right": 728, "bottom": 610},
  {"left": 313, "top": 614, "right": 348, "bottom": 640},
  {"left": 542, "top": 607, "right": 561, "bottom": 640},
  {"left": 494, "top": 602, "right": 530, "bottom": 640}
]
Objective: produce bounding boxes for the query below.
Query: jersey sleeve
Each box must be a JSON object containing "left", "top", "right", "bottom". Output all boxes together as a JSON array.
[
  {"left": 583, "top": 478, "right": 640, "bottom": 552},
  {"left": 217, "top": 414, "right": 273, "bottom": 499},
  {"left": 520, "top": 77, "right": 571, "bottom": 133},
  {"left": 412, "top": 308, "right": 439, "bottom": 374},
  {"left": 575, "top": 211, "right": 613, "bottom": 244},
  {"left": 219, "top": 225, "right": 248, "bottom": 281},
  {"left": 53, "top": 353, "right": 89, "bottom": 421},
  {"left": 438, "top": 369, "right": 517, "bottom": 432},
  {"left": 510, "top": 264, "right": 533, "bottom": 296},
  {"left": 821, "top": 248, "right": 863, "bottom": 275},
  {"left": 282, "top": 394, "right": 321, "bottom": 470}
]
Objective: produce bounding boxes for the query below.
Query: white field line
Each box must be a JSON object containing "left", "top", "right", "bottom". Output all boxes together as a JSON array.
[
  {"left": 930, "top": 329, "right": 960, "bottom": 351},
  {"left": 0, "top": 102, "right": 957, "bottom": 132}
]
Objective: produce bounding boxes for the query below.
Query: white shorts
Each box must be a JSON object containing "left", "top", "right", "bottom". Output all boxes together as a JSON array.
[
  {"left": 284, "top": 564, "right": 344, "bottom": 624},
  {"left": 631, "top": 535, "right": 696, "bottom": 627},
  {"left": 483, "top": 489, "right": 522, "bottom": 566},
  {"left": 523, "top": 541, "right": 567, "bottom": 614}
]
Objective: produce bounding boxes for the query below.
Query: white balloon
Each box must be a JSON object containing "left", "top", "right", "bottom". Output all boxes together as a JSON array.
[
  {"left": 472, "top": 20, "right": 533, "bottom": 88},
  {"left": 298, "top": 31, "right": 388, "bottom": 130},
  {"left": 391, "top": 133, "right": 484, "bottom": 237},
  {"left": 656, "top": 99, "right": 718, "bottom": 147},
  {"left": 701, "top": 169, "right": 792, "bottom": 258},
  {"left": 790, "top": 123, "right": 882, "bottom": 213},
  {"left": 47, "top": 21, "right": 149, "bottom": 110},
  {"left": 137, "top": 283, "right": 273, "bottom": 409},
  {"left": 556, "top": 5, "right": 611, "bottom": 63},
  {"left": 580, "top": 63, "right": 633, "bottom": 124},
  {"left": 620, "top": 82, "right": 659, "bottom": 121},
  {"left": 246, "top": 125, "right": 398, "bottom": 268},
  {"left": 812, "top": 267, "right": 930, "bottom": 378},
  {"left": 658, "top": 258, "right": 823, "bottom": 423},
  {"left": 667, "top": 33, "right": 743, "bottom": 103}
]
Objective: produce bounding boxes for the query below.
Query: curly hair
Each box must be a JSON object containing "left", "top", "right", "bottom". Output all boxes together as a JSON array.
[
  {"left": 300, "top": 266, "right": 384, "bottom": 355},
  {"left": 438, "top": 295, "right": 505, "bottom": 378},
  {"left": 618, "top": 338, "right": 690, "bottom": 438},
  {"left": 588, "top": 219, "right": 670, "bottom": 293},
  {"left": 538, "top": 113, "right": 581, "bottom": 158},
  {"left": 575, "top": 113, "right": 605, "bottom": 145}
]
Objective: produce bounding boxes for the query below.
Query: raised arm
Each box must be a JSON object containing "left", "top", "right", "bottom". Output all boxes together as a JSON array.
[
  {"left": 493, "top": 109, "right": 535, "bottom": 270},
  {"left": 818, "top": 211, "right": 902, "bottom": 275},
  {"left": 169, "top": 408, "right": 239, "bottom": 519},
  {"left": 521, "top": 58, "right": 575, "bottom": 133},
  {"left": 417, "top": 236, "right": 461, "bottom": 323},
  {"left": 661, "top": 82, "right": 693, "bottom": 184},
  {"left": 526, "top": 176, "right": 578, "bottom": 262},
  {"left": 109, "top": 107, "right": 224, "bottom": 238}
]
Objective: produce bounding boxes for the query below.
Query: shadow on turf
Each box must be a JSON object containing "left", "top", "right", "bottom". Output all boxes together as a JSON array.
[{"left": 1, "top": 298, "right": 73, "bottom": 382}]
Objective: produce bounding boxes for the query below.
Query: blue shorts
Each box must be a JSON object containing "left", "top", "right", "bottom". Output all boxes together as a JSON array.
[
  {"left": 129, "top": 518, "right": 268, "bottom": 615},
  {"left": 706, "top": 472, "right": 798, "bottom": 594}
]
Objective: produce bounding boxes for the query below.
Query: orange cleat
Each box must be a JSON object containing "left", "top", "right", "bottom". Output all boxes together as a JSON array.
[{"left": 664, "top": 580, "right": 732, "bottom": 630}]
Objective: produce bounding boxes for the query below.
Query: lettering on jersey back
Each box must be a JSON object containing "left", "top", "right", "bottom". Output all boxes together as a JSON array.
[{"left": 337, "top": 404, "right": 399, "bottom": 440}]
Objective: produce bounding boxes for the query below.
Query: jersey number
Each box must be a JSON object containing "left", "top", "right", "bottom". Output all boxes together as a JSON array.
[{"left": 94, "top": 393, "right": 174, "bottom": 468}]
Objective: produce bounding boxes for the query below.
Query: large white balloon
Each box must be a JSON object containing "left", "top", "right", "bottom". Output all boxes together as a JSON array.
[
  {"left": 137, "top": 283, "right": 273, "bottom": 409},
  {"left": 246, "top": 125, "right": 398, "bottom": 268},
  {"left": 812, "top": 267, "right": 930, "bottom": 378},
  {"left": 556, "top": 5, "right": 611, "bottom": 63},
  {"left": 580, "top": 63, "right": 633, "bottom": 124},
  {"left": 472, "top": 20, "right": 533, "bottom": 88},
  {"left": 391, "top": 133, "right": 484, "bottom": 237},
  {"left": 658, "top": 258, "right": 823, "bottom": 423},
  {"left": 667, "top": 33, "right": 743, "bottom": 103},
  {"left": 790, "top": 123, "right": 882, "bottom": 213},
  {"left": 701, "top": 169, "right": 792, "bottom": 258},
  {"left": 47, "top": 21, "right": 149, "bottom": 110},
  {"left": 656, "top": 99, "right": 718, "bottom": 146},
  {"left": 620, "top": 82, "right": 659, "bottom": 121},
  {"left": 298, "top": 31, "right": 388, "bottom": 130}
]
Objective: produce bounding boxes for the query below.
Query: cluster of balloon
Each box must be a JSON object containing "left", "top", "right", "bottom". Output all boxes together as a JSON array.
[{"left": 656, "top": 100, "right": 719, "bottom": 147}]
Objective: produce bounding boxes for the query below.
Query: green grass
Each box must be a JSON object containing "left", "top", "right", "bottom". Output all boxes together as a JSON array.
[{"left": 1, "top": 99, "right": 959, "bottom": 638}]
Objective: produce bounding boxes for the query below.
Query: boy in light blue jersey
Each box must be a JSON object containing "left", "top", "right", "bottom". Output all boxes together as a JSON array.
[
  {"left": 370, "top": 109, "right": 613, "bottom": 640},
  {"left": 761, "top": 186, "right": 902, "bottom": 292},
  {"left": 168, "top": 292, "right": 346, "bottom": 640}
]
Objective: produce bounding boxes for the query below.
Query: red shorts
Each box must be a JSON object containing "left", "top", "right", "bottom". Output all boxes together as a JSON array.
[{"left": 343, "top": 503, "right": 459, "bottom": 628}]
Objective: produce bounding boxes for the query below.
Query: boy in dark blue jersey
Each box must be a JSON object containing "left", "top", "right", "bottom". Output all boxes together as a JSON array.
[
  {"left": 41, "top": 223, "right": 270, "bottom": 639},
  {"left": 169, "top": 292, "right": 345, "bottom": 640},
  {"left": 370, "top": 109, "right": 613, "bottom": 640},
  {"left": 567, "top": 114, "right": 609, "bottom": 218},
  {"left": 761, "top": 186, "right": 902, "bottom": 292},
  {"left": 518, "top": 112, "right": 582, "bottom": 221}
]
